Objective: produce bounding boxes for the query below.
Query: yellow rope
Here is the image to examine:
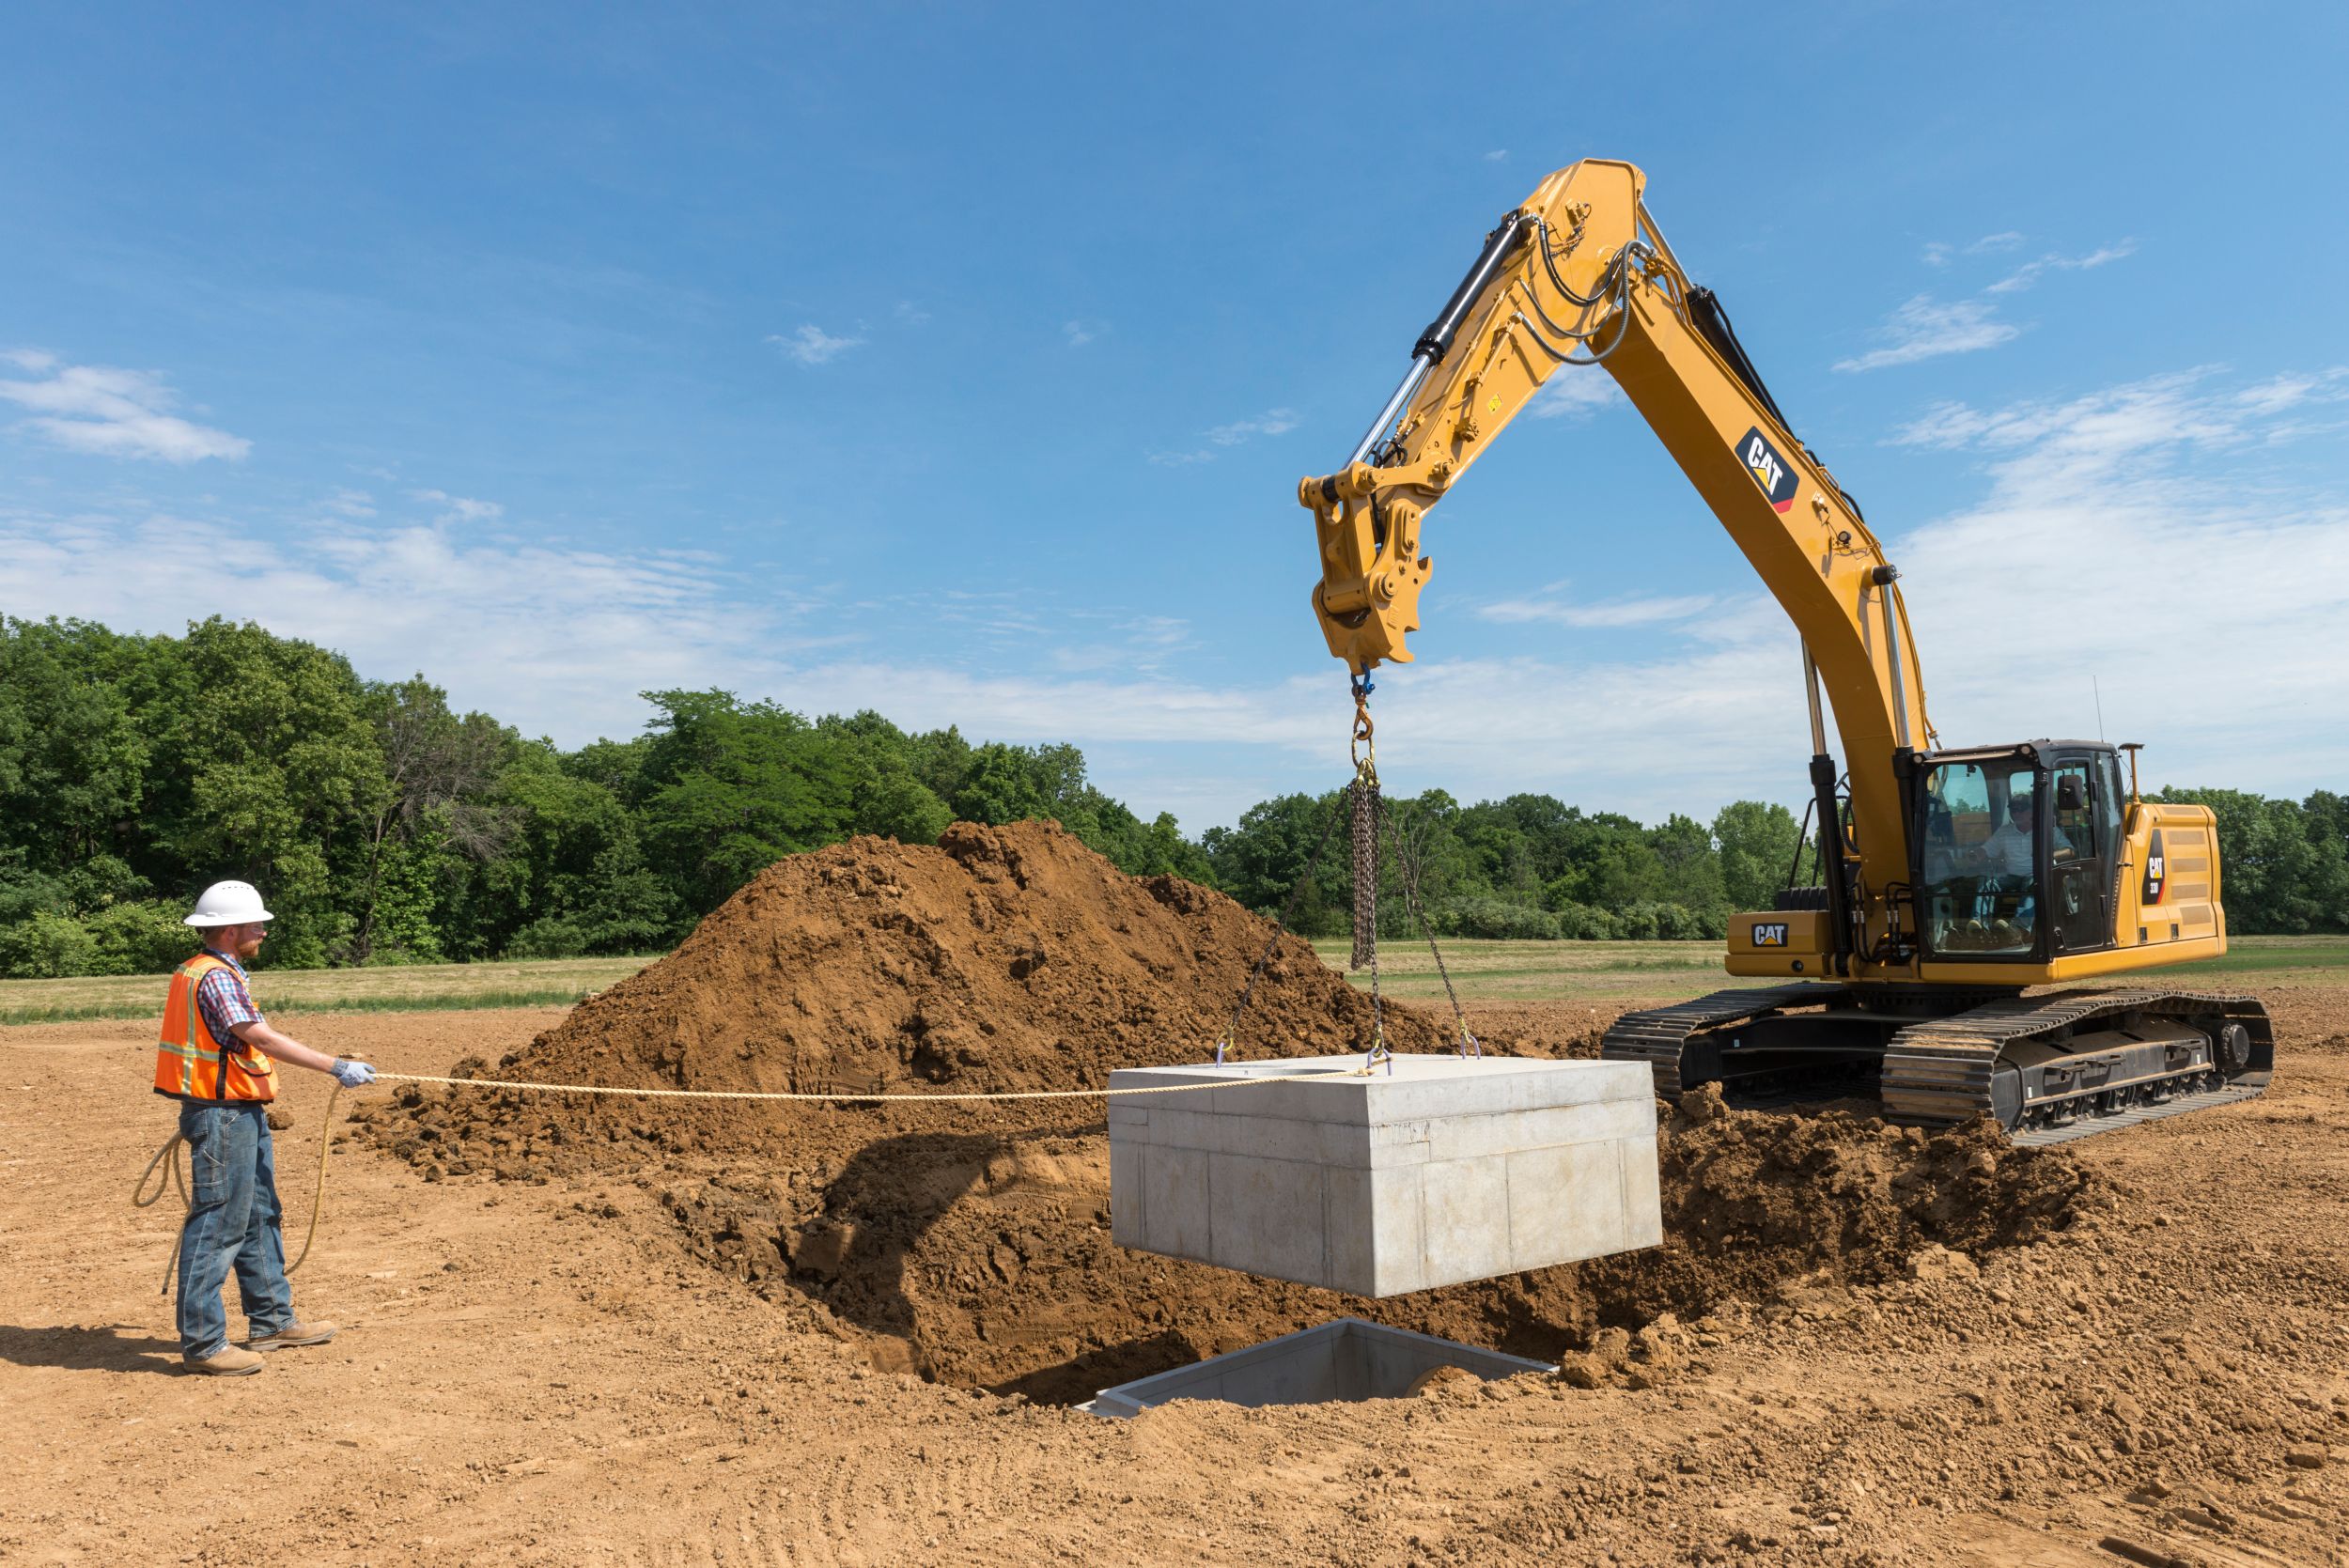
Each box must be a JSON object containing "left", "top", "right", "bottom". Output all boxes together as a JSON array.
[
  {"left": 369, "top": 1066, "right": 1360, "bottom": 1101},
  {"left": 134, "top": 1085, "right": 344, "bottom": 1296},
  {"left": 138, "top": 1064, "right": 1375, "bottom": 1298}
]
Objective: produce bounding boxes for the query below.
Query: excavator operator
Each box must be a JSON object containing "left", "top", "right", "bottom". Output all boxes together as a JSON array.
[{"left": 1978, "top": 791, "right": 2070, "bottom": 877}]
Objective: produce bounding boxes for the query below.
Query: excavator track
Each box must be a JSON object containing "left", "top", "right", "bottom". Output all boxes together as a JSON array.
[
  {"left": 1603, "top": 985, "right": 2273, "bottom": 1147},
  {"left": 1878, "top": 988, "right": 2273, "bottom": 1146},
  {"left": 1601, "top": 983, "right": 1849, "bottom": 1099}
]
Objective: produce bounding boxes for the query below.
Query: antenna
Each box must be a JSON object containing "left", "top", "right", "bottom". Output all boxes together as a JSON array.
[{"left": 2092, "top": 675, "right": 2106, "bottom": 740}]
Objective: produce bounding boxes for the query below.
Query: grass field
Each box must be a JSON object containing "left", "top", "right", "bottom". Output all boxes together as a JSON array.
[
  {"left": 1310, "top": 933, "right": 2349, "bottom": 1004},
  {"left": 1308, "top": 937, "right": 1730, "bottom": 1003},
  {"left": 0, "top": 955, "right": 654, "bottom": 1025},
  {"left": 4, "top": 936, "right": 2344, "bottom": 1025}
]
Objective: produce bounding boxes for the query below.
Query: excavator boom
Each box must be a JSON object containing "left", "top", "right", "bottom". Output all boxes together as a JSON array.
[{"left": 1304, "top": 161, "right": 1927, "bottom": 934}]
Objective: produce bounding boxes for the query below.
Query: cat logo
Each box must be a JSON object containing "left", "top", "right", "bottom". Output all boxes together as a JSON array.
[
  {"left": 1734, "top": 426, "right": 1799, "bottom": 514},
  {"left": 2142, "top": 829, "right": 2167, "bottom": 905},
  {"left": 1752, "top": 922, "right": 1790, "bottom": 947}
]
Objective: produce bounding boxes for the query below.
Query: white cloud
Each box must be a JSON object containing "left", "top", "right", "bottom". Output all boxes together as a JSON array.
[
  {"left": 411, "top": 489, "right": 504, "bottom": 523},
  {"left": 1343, "top": 639, "right": 1812, "bottom": 811},
  {"left": 8, "top": 367, "right": 2337, "bottom": 832},
  {"left": 1063, "top": 319, "right": 1099, "bottom": 349},
  {"left": 1150, "top": 405, "right": 1299, "bottom": 467},
  {"left": 1923, "top": 234, "right": 2022, "bottom": 269},
  {"left": 1526, "top": 372, "right": 1626, "bottom": 420},
  {"left": 0, "top": 356, "right": 250, "bottom": 462},
  {"left": 1206, "top": 409, "right": 1299, "bottom": 446},
  {"left": 767, "top": 324, "right": 863, "bottom": 365},
  {"left": 1884, "top": 370, "right": 2349, "bottom": 782},
  {"left": 1300, "top": 367, "right": 2349, "bottom": 820},
  {"left": 894, "top": 301, "right": 932, "bottom": 327},
  {"left": 1048, "top": 613, "right": 1193, "bottom": 674},
  {"left": 1888, "top": 373, "right": 2253, "bottom": 493},
  {"left": 1839, "top": 241, "right": 2133, "bottom": 373},
  {"left": 1834, "top": 295, "right": 2020, "bottom": 372},
  {"left": 2232, "top": 368, "right": 2349, "bottom": 415},
  {"left": 1478, "top": 590, "right": 1716, "bottom": 629},
  {"left": 1984, "top": 240, "right": 2136, "bottom": 295},
  {"left": 326, "top": 488, "right": 377, "bottom": 519},
  {"left": 0, "top": 499, "right": 814, "bottom": 745},
  {"left": 1484, "top": 149, "right": 1509, "bottom": 163}
]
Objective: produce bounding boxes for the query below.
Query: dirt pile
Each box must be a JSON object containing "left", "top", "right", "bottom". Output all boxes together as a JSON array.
[
  {"left": 1579, "top": 1083, "right": 2097, "bottom": 1324},
  {"left": 663, "top": 1082, "right": 2100, "bottom": 1404},
  {"left": 358, "top": 820, "right": 1453, "bottom": 1173}
]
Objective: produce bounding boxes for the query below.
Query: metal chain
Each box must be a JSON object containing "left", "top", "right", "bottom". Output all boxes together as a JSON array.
[
  {"left": 1361, "top": 770, "right": 1388, "bottom": 1075},
  {"left": 1348, "top": 672, "right": 1379, "bottom": 973},
  {"left": 1348, "top": 671, "right": 1376, "bottom": 770},
  {"left": 1349, "top": 763, "right": 1380, "bottom": 972},
  {"left": 1347, "top": 669, "right": 1390, "bottom": 1073}
]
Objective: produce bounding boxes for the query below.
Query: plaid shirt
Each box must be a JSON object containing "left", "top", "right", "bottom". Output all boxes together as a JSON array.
[{"left": 195, "top": 948, "right": 264, "bottom": 1043}]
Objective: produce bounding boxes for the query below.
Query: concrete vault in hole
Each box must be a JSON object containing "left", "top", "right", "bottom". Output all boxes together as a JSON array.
[{"left": 1081, "top": 1317, "right": 1553, "bottom": 1418}]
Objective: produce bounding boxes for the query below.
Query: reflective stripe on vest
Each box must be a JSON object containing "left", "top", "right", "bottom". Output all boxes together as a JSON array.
[{"left": 153, "top": 955, "right": 277, "bottom": 1102}]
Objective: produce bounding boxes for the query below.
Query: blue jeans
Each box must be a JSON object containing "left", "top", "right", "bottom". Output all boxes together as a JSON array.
[{"left": 175, "top": 1101, "right": 294, "bottom": 1359}]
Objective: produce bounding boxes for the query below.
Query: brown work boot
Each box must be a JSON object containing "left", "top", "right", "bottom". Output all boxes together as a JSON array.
[
  {"left": 186, "top": 1344, "right": 266, "bottom": 1376},
  {"left": 246, "top": 1320, "right": 339, "bottom": 1351}
]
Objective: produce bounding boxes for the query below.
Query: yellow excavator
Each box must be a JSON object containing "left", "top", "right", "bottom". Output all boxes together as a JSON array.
[{"left": 1300, "top": 158, "right": 2270, "bottom": 1146}]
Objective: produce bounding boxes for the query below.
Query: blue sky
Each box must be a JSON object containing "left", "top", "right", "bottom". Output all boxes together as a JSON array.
[{"left": 5, "top": 2, "right": 2345, "bottom": 831}]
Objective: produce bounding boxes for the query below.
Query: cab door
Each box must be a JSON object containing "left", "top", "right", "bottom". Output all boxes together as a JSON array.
[{"left": 2046, "top": 755, "right": 2111, "bottom": 955}]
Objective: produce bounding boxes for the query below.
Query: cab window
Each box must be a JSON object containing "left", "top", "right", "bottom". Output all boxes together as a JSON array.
[
  {"left": 1919, "top": 759, "right": 2041, "bottom": 956},
  {"left": 2051, "top": 761, "right": 2094, "bottom": 862},
  {"left": 2094, "top": 753, "right": 2123, "bottom": 858}
]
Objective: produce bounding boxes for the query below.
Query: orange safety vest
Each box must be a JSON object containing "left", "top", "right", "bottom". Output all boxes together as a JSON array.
[{"left": 153, "top": 953, "right": 277, "bottom": 1102}]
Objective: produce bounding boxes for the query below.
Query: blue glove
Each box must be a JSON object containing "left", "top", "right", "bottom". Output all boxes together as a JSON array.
[{"left": 330, "top": 1058, "right": 377, "bottom": 1089}]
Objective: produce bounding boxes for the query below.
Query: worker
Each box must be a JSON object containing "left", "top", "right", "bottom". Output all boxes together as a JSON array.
[
  {"left": 156, "top": 880, "right": 377, "bottom": 1376},
  {"left": 1976, "top": 790, "right": 2074, "bottom": 878}
]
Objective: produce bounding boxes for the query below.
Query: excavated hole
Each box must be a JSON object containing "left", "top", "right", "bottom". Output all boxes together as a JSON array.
[{"left": 663, "top": 1087, "right": 2102, "bottom": 1406}]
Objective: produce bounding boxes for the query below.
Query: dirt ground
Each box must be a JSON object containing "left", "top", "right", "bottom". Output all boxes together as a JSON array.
[{"left": 5, "top": 994, "right": 2346, "bottom": 1567}]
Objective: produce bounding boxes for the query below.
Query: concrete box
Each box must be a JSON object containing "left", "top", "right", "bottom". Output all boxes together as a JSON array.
[
  {"left": 1108, "top": 1053, "right": 1661, "bottom": 1296},
  {"left": 1080, "top": 1317, "right": 1553, "bottom": 1418}
]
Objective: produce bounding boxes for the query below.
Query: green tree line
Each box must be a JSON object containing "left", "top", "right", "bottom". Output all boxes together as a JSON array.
[
  {"left": 2, "top": 616, "right": 2341, "bottom": 977},
  {"left": 0, "top": 616, "right": 1206, "bottom": 977},
  {"left": 1199, "top": 789, "right": 1808, "bottom": 943}
]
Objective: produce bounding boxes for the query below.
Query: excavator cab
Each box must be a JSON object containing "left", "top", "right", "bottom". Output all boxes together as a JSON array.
[{"left": 1912, "top": 742, "right": 2125, "bottom": 963}]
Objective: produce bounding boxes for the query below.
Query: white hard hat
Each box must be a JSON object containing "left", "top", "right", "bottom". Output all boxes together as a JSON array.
[{"left": 184, "top": 880, "right": 273, "bottom": 927}]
